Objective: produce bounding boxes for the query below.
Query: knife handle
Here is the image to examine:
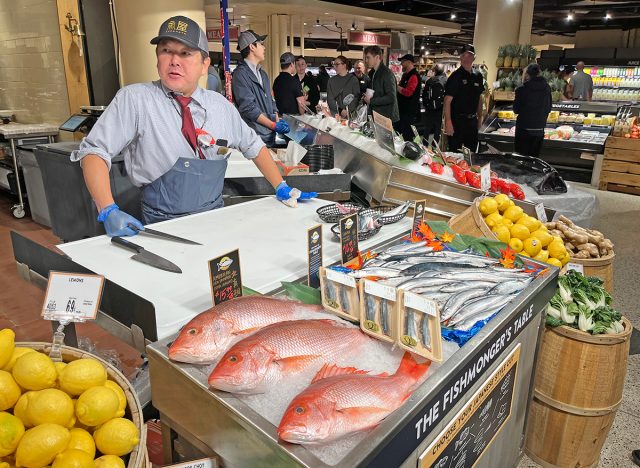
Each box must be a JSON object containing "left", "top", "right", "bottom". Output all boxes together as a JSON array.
[
  {"left": 111, "top": 236, "right": 144, "bottom": 253},
  {"left": 127, "top": 223, "right": 142, "bottom": 234}
]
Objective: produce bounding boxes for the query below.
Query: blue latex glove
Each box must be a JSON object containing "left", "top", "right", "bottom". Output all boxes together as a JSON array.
[
  {"left": 275, "top": 182, "right": 317, "bottom": 206},
  {"left": 97, "top": 204, "right": 144, "bottom": 237},
  {"left": 274, "top": 119, "right": 290, "bottom": 134}
]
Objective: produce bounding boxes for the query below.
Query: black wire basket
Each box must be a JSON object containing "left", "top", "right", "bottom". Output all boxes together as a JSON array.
[
  {"left": 330, "top": 223, "right": 382, "bottom": 242},
  {"left": 316, "top": 203, "right": 365, "bottom": 223},
  {"left": 368, "top": 205, "right": 411, "bottom": 225}
]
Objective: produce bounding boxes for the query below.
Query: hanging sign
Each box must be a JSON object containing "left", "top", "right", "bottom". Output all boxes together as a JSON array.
[{"left": 347, "top": 31, "right": 392, "bottom": 47}]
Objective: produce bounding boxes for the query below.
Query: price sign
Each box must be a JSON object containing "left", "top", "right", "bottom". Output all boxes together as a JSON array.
[
  {"left": 307, "top": 225, "right": 323, "bottom": 288},
  {"left": 480, "top": 163, "right": 491, "bottom": 192},
  {"left": 326, "top": 269, "right": 356, "bottom": 288},
  {"left": 209, "top": 249, "right": 243, "bottom": 306},
  {"left": 566, "top": 262, "right": 584, "bottom": 274},
  {"left": 412, "top": 200, "right": 426, "bottom": 237},
  {"left": 42, "top": 272, "right": 105, "bottom": 322},
  {"left": 404, "top": 292, "right": 438, "bottom": 317},
  {"left": 165, "top": 458, "right": 217, "bottom": 468},
  {"left": 340, "top": 213, "right": 359, "bottom": 264},
  {"left": 535, "top": 203, "right": 548, "bottom": 223},
  {"left": 364, "top": 279, "right": 397, "bottom": 301}
]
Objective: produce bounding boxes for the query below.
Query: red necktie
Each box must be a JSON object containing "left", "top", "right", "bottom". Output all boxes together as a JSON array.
[{"left": 173, "top": 94, "right": 204, "bottom": 159}]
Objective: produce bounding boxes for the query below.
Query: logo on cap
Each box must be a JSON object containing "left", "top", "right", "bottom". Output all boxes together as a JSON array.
[{"left": 167, "top": 20, "right": 188, "bottom": 35}]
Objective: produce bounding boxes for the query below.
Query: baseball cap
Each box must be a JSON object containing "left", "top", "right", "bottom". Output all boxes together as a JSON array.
[
  {"left": 280, "top": 52, "right": 296, "bottom": 66},
  {"left": 459, "top": 44, "right": 476, "bottom": 56},
  {"left": 400, "top": 54, "right": 415, "bottom": 63},
  {"left": 150, "top": 16, "right": 208, "bottom": 54},
  {"left": 237, "top": 29, "right": 268, "bottom": 51}
]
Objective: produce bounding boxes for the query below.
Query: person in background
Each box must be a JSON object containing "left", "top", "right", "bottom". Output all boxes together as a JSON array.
[
  {"left": 273, "top": 52, "right": 306, "bottom": 116},
  {"left": 363, "top": 45, "right": 399, "bottom": 123},
  {"left": 513, "top": 63, "right": 552, "bottom": 158},
  {"left": 559, "top": 67, "right": 574, "bottom": 100},
  {"left": 317, "top": 65, "right": 330, "bottom": 93},
  {"left": 72, "top": 16, "right": 314, "bottom": 230},
  {"left": 443, "top": 44, "right": 484, "bottom": 152},
  {"left": 295, "top": 56, "right": 320, "bottom": 110},
  {"left": 207, "top": 62, "right": 222, "bottom": 93},
  {"left": 395, "top": 54, "right": 421, "bottom": 141},
  {"left": 352, "top": 59, "right": 371, "bottom": 96},
  {"left": 326, "top": 56, "right": 360, "bottom": 118},
  {"left": 422, "top": 63, "right": 447, "bottom": 145},
  {"left": 232, "top": 30, "right": 289, "bottom": 147},
  {"left": 570, "top": 61, "right": 593, "bottom": 101}
]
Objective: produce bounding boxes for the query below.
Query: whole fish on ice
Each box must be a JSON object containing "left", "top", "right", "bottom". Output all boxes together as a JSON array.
[
  {"left": 168, "top": 296, "right": 320, "bottom": 364},
  {"left": 277, "top": 352, "right": 430, "bottom": 443},
  {"left": 208, "top": 319, "right": 367, "bottom": 394}
]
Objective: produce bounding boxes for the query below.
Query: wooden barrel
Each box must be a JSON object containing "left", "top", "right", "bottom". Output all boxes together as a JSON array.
[
  {"left": 19, "top": 342, "right": 147, "bottom": 468},
  {"left": 565, "top": 253, "right": 615, "bottom": 294},
  {"left": 524, "top": 317, "right": 632, "bottom": 468}
]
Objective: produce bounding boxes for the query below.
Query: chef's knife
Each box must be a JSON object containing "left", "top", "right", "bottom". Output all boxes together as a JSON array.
[
  {"left": 111, "top": 236, "right": 182, "bottom": 273},
  {"left": 127, "top": 224, "right": 202, "bottom": 245}
]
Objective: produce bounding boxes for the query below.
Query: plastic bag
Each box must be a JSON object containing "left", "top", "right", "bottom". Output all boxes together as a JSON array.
[{"left": 441, "top": 313, "right": 498, "bottom": 347}]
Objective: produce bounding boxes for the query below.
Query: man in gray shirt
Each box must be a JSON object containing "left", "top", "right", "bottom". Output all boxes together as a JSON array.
[
  {"left": 570, "top": 61, "right": 593, "bottom": 101},
  {"left": 72, "top": 16, "right": 315, "bottom": 232}
]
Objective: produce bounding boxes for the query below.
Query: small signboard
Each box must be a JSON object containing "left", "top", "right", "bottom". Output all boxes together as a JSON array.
[
  {"left": 535, "top": 203, "right": 548, "bottom": 223},
  {"left": 209, "top": 249, "right": 243, "bottom": 305},
  {"left": 42, "top": 272, "right": 105, "bottom": 322},
  {"left": 206, "top": 26, "right": 239, "bottom": 41},
  {"left": 340, "top": 213, "right": 359, "bottom": 264},
  {"left": 307, "top": 224, "right": 323, "bottom": 288},
  {"left": 480, "top": 163, "right": 491, "bottom": 192},
  {"left": 347, "top": 31, "right": 392, "bottom": 47},
  {"left": 412, "top": 200, "right": 426, "bottom": 237}
]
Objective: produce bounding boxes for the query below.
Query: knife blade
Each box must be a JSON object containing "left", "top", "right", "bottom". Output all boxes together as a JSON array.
[
  {"left": 127, "top": 224, "right": 202, "bottom": 245},
  {"left": 111, "top": 236, "right": 182, "bottom": 273}
]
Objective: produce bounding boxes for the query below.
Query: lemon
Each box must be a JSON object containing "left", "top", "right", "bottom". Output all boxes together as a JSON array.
[
  {"left": 75, "top": 387, "right": 119, "bottom": 427},
  {"left": 479, "top": 198, "right": 498, "bottom": 216},
  {"left": 547, "top": 258, "right": 562, "bottom": 268},
  {"left": 559, "top": 252, "right": 571, "bottom": 266},
  {"left": 0, "top": 372, "right": 20, "bottom": 412},
  {"left": 0, "top": 412, "right": 25, "bottom": 457},
  {"left": 15, "top": 424, "right": 70, "bottom": 468},
  {"left": 523, "top": 237, "right": 542, "bottom": 257},
  {"left": 26, "top": 389, "right": 75, "bottom": 428},
  {"left": 2, "top": 349, "right": 35, "bottom": 373},
  {"left": 492, "top": 225, "right": 510, "bottom": 244},
  {"left": 12, "top": 393, "right": 32, "bottom": 427},
  {"left": 93, "top": 418, "right": 139, "bottom": 456},
  {"left": 531, "top": 229, "right": 553, "bottom": 247},
  {"left": 500, "top": 198, "right": 516, "bottom": 213},
  {"left": 102, "top": 382, "right": 126, "bottom": 419},
  {"left": 509, "top": 224, "right": 530, "bottom": 241},
  {"left": 503, "top": 205, "right": 524, "bottom": 223},
  {"left": 500, "top": 218, "right": 513, "bottom": 227},
  {"left": 533, "top": 249, "right": 550, "bottom": 262},
  {"left": 516, "top": 215, "right": 541, "bottom": 233},
  {"left": 53, "top": 363, "right": 66, "bottom": 381},
  {"left": 548, "top": 241, "right": 567, "bottom": 260},
  {"left": 519, "top": 251, "right": 531, "bottom": 258},
  {"left": 51, "top": 449, "right": 94, "bottom": 468},
  {"left": 0, "top": 331, "right": 15, "bottom": 371},
  {"left": 484, "top": 212, "right": 503, "bottom": 228},
  {"left": 12, "top": 353, "right": 57, "bottom": 391},
  {"left": 94, "top": 455, "right": 124, "bottom": 468},
  {"left": 59, "top": 360, "right": 107, "bottom": 397},
  {"left": 494, "top": 194, "right": 510, "bottom": 212},
  {"left": 509, "top": 238, "right": 523, "bottom": 253},
  {"left": 67, "top": 429, "right": 95, "bottom": 459}
]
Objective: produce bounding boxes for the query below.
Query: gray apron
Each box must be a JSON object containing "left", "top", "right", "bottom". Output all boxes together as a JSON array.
[{"left": 141, "top": 156, "right": 227, "bottom": 224}]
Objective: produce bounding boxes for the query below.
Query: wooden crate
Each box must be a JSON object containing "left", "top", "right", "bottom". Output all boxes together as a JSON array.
[{"left": 599, "top": 137, "right": 640, "bottom": 195}]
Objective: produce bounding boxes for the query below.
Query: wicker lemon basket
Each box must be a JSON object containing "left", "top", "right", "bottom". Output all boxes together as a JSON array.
[
  {"left": 448, "top": 198, "right": 498, "bottom": 240},
  {"left": 18, "top": 342, "right": 147, "bottom": 468}
]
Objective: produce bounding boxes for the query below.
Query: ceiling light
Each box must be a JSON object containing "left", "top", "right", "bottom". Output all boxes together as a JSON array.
[
  {"left": 240, "top": 15, "right": 246, "bottom": 19},
  {"left": 421, "top": 45, "right": 424, "bottom": 50},
  {"left": 425, "top": 51, "right": 429, "bottom": 55},
  {"left": 315, "top": 18, "right": 320, "bottom": 27},
  {"left": 566, "top": 13, "right": 573, "bottom": 21},
  {"left": 351, "top": 21, "right": 356, "bottom": 31},
  {"left": 451, "top": 13, "right": 456, "bottom": 19},
  {"left": 380, "top": 20, "right": 384, "bottom": 23},
  {"left": 324, "top": 12, "right": 329, "bottom": 15},
  {"left": 303, "top": 22, "right": 307, "bottom": 25},
  {"left": 436, "top": 40, "right": 441, "bottom": 44},
  {"left": 605, "top": 13, "right": 611, "bottom": 20}
]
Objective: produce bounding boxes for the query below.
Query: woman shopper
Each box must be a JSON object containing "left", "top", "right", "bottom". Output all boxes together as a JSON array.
[
  {"left": 326, "top": 56, "right": 360, "bottom": 118},
  {"left": 513, "top": 63, "right": 552, "bottom": 158}
]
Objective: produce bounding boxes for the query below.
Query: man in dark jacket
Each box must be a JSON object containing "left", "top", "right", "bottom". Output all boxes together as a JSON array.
[
  {"left": 513, "top": 63, "right": 552, "bottom": 158},
  {"left": 395, "top": 54, "right": 421, "bottom": 141},
  {"left": 363, "top": 45, "right": 399, "bottom": 123},
  {"left": 352, "top": 59, "right": 371, "bottom": 96},
  {"left": 316, "top": 65, "right": 330, "bottom": 93},
  {"left": 422, "top": 63, "right": 447, "bottom": 144},
  {"left": 232, "top": 30, "right": 289, "bottom": 146}
]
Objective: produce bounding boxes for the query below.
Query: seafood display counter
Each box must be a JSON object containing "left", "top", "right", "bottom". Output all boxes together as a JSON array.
[
  {"left": 285, "top": 114, "right": 551, "bottom": 221},
  {"left": 147, "top": 251, "right": 557, "bottom": 467}
]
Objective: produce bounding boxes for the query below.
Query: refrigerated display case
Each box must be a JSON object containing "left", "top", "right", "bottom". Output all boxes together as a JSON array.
[
  {"left": 584, "top": 65, "right": 640, "bottom": 103},
  {"left": 479, "top": 100, "right": 619, "bottom": 183}
]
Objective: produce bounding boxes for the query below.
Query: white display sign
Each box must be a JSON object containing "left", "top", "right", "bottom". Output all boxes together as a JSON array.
[
  {"left": 480, "top": 163, "right": 491, "bottom": 192},
  {"left": 326, "top": 269, "right": 357, "bottom": 288},
  {"left": 535, "top": 203, "right": 548, "bottom": 223},
  {"left": 566, "top": 262, "right": 584, "bottom": 274},
  {"left": 404, "top": 292, "right": 438, "bottom": 317},
  {"left": 165, "top": 458, "right": 217, "bottom": 468},
  {"left": 42, "top": 272, "right": 105, "bottom": 322},
  {"left": 364, "top": 280, "right": 397, "bottom": 302}
]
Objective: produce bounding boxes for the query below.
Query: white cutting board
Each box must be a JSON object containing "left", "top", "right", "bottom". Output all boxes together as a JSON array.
[{"left": 58, "top": 198, "right": 412, "bottom": 339}]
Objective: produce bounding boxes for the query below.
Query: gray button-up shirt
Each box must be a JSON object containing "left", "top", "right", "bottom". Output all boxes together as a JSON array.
[{"left": 71, "top": 81, "right": 265, "bottom": 187}]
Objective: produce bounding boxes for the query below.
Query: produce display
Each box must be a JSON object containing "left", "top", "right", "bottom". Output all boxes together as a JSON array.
[
  {"left": 478, "top": 195, "right": 570, "bottom": 266},
  {"left": 545, "top": 270, "right": 623, "bottom": 334},
  {"left": 612, "top": 114, "right": 639, "bottom": 139},
  {"left": 544, "top": 216, "right": 614, "bottom": 259},
  {"left": 495, "top": 44, "right": 537, "bottom": 69},
  {"left": 0, "top": 329, "right": 138, "bottom": 468},
  {"left": 488, "top": 125, "right": 608, "bottom": 144}
]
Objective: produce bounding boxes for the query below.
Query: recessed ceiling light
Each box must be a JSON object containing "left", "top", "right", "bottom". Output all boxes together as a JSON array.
[
  {"left": 303, "top": 22, "right": 307, "bottom": 25},
  {"left": 421, "top": 45, "right": 424, "bottom": 50},
  {"left": 605, "top": 13, "right": 611, "bottom": 20},
  {"left": 436, "top": 40, "right": 441, "bottom": 43},
  {"left": 566, "top": 13, "right": 573, "bottom": 21},
  {"left": 451, "top": 13, "right": 456, "bottom": 19},
  {"left": 240, "top": 15, "right": 246, "bottom": 19},
  {"left": 324, "top": 12, "right": 329, "bottom": 15},
  {"left": 380, "top": 20, "right": 384, "bottom": 23}
]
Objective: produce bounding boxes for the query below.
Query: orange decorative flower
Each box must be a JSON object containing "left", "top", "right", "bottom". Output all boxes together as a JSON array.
[
  {"left": 441, "top": 231, "right": 455, "bottom": 243},
  {"left": 418, "top": 222, "right": 436, "bottom": 241},
  {"left": 499, "top": 246, "right": 517, "bottom": 269},
  {"left": 427, "top": 239, "right": 445, "bottom": 252}
]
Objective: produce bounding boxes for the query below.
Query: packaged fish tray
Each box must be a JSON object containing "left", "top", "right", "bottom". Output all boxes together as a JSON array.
[
  {"left": 330, "top": 222, "right": 382, "bottom": 242},
  {"left": 319, "top": 267, "right": 361, "bottom": 322},
  {"left": 358, "top": 279, "right": 398, "bottom": 343},
  {"left": 397, "top": 290, "right": 443, "bottom": 362},
  {"left": 316, "top": 202, "right": 364, "bottom": 223}
]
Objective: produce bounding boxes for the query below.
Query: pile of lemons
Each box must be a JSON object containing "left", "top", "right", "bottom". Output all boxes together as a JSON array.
[
  {"left": 479, "top": 195, "right": 570, "bottom": 268},
  {"left": 0, "top": 329, "right": 139, "bottom": 468}
]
